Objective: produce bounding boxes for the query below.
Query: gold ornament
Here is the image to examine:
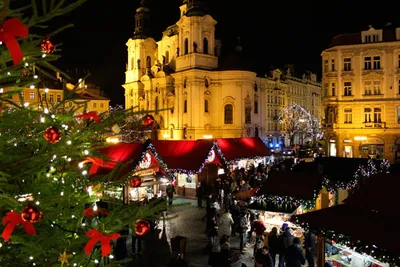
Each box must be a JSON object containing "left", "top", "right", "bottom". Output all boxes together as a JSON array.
[{"left": 58, "top": 250, "right": 70, "bottom": 266}]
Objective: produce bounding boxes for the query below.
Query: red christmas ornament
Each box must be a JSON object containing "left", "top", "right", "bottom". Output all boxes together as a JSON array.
[
  {"left": 0, "top": 18, "right": 29, "bottom": 65},
  {"left": 142, "top": 114, "right": 155, "bottom": 127},
  {"left": 135, "top": 219, "right": 150, "bottom": 236},
  {"left": 129, "top": 178, "right": 142, "bottom": 187},
  {"left": 41, "top": 37, "right": 56, "bottom": 53},
  {"left": 21, "top": 204, "right": 42, "bottom": 223},
  {"left": 2, "top": 211, "right": 36, "bottom": 241},
  {"left": 43, "top": 126, "right": 62, "bottom": 144}
]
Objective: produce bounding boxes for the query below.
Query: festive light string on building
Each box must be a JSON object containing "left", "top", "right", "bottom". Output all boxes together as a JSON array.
[
  {"left": 291, "top": 218, "right": 400, "bottom": 264},
  {"left": 259, "top": 189, "right": 318, "bottom": 211}
]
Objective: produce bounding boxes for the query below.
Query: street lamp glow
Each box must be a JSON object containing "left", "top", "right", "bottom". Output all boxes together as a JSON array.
[{"left": 203, "top": 135, "right": 213, "bottom": 139}]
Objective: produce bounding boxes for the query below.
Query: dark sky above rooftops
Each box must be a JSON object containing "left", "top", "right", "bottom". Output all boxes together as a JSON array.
[{"left": 50, "top": 0, "right": 400, "bottom": 105}]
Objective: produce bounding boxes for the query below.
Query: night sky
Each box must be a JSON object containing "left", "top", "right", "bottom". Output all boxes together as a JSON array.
[{"left": 54, "top": 0, "right": 400, "bottom": 105}]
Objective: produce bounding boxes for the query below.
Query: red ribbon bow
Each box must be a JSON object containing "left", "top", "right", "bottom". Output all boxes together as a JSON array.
[
  {"left": 84, "top": 208, "right": 109, "bottom": 217},
  {"left": 1, "top": 211, "right": 36, "bottom": 241},
  {"left": 84, "top": 229, "right": 120, "bottom": 257},
  {"left": 76, "top": 111, "right": 100, "bottom": 124},
  {"left": 0, "top": 18, "right": 29, "bottom": 65}
]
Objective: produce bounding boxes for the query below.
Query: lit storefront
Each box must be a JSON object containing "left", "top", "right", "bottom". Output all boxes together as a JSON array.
[
  {"left": 342, "top": 138, "right": 353, "bottom": 158},
  {"left": 359, "top": 137, "right": 384, "bottom": 159},
  {"left": 329, "top": 138, "right": 337, "bottom": 157}
]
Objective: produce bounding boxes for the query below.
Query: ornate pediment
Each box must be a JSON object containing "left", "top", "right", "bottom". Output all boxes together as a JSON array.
[
  {"left": 223, "top": 96, "right": 235, "bottom": 104},
  {"left": 342, "top": 51, "right": 355, "bottom": 57},
  {"left": 362, "top": 72, "right": 384, "bottom": 80},
  {"left": 362, "top": 49, "right": 384, "bottom": 55},
  {"left": 204, "top": 90, "right": 211, "bottom": 96},
  {"left": 341, "top": 74, "right": 355, "bottom": 81}
]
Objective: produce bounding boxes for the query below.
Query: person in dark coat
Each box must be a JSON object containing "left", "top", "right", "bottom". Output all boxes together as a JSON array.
[
  {"left": 166, "top": 182, "right": 175, "bottom": 206},
  {"left": 230, "top": 200, "right": 241, "bottom": 236},
  {"left": 255, "top": 246, "right": 273, "bottom": 267},
  {"left": 267, "top": 227, "right": 279, "bottom": 266},
  {"left": 285, "top": 238, "right": 306, "bottom": 267},
  {"left": 304, "top": 231, "right": 316, "bottom": 267},
  {"left": 196, "top": 183, "right": 204, "bottom": 208}
]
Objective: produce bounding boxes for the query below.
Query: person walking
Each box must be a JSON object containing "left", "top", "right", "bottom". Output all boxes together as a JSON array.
[
  {"left": 268, "top": 227, "right": 279, "bottom": 267},
  {"left": 196, "top": 183, "right": 204, "bottom": 208},
  {"left": 166, "top": 181, "right": 175, "bottom": 206},
  {"left": 285, "top": 238, "right": 306, "bottom": 267}
]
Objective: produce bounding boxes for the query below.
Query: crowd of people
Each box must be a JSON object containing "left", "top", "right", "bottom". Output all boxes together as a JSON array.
[{"left": 196, "top": 162, "right": 316, "bottom": 267}]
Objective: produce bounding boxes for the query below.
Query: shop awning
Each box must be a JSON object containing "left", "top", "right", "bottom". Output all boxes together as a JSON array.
[
  {"left": 258, "top": 169, "right": 323, "bottom": 200},
  {"left": 88, "top": 143, "right": 145, "bottom": 178},
  {"left": 291, "top": 204, "right": 400, "bottom": 256},
  {"left": 150, "top": 140, "right": 215, "bottom": 172},
  {"left": 216, "top": 137, "right": 271, "bottom": 162}
]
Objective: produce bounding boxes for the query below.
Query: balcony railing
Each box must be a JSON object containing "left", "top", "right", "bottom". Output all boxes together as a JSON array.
[{"left": 363, "top": 121, "right": 385, "bottom": 128}]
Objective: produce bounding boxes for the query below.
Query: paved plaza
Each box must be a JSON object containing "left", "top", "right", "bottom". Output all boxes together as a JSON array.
[{"left": 126, "top": 197, "right": 254, "bottom": 267}]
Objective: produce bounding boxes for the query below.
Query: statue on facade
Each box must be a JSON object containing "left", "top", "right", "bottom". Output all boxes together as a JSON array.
[
  {"left": 302, "top": 73, "right": 306, "bottom": 80},
  {"left": 146, "top": 56, "right": 151, "bottom": 69},
  {"left": 286, "top": 68, "right": 291, "bottom": 77},
  {"left": 137, "top": 59, "right": 141, "bottom": 69},
  {"left": 193, "top": 42, "right": 198, "bottom": 53},
  {"left": 162, "top": 55, "right": 166, "bottom": 65},
  {"left": 176, "top": 47, "right": 180, "bottom": 57},
  {"left": 126, "top": 63, "right": 128, "bottom": 71}
]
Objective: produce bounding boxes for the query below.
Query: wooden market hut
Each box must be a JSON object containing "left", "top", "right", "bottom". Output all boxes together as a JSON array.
[
  {"left": 291, "top": 172, "right": 400, "bottom": 267},
  {"left": 150, "top": 139, "right": 224, "bottom": 198}
]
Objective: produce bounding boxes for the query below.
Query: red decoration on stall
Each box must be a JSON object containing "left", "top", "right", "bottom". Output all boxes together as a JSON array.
[
  {"left": 1, "top": 211, "right": 36, "bottom": 241},
  {"left": 142, "top": 114, "right": 155, "bottom": 127},
  {"left": 41, "top": 37, "right": 56, "bottom": 53},
  {"left": 43, "top": 126, "right": 62, "bottom": 144},
  {"left": 135, "top": 220, "right": 150, "bottom": 236},
  {"left": 0, "top": 18, "right": 29, "bottom": 65},
  {"left": 129, "top": 178, "right": 142, "bottom": 187},
  {"left": 21, "top": 204, "right": 42, "bottom": 223},
  {"left": 84, "top": 229, "right": 120, "bottom": 257},
  {"left": 76, "top": 111, "right": 100, "bottom": 124}
]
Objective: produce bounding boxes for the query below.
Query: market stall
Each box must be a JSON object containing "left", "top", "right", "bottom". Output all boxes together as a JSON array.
[
  {"left": 291, "top": 172, "right": 400, "bottom": 267},
  {"left": 216, "top": 137, "right": 271, "bottom": 171},
  {"left": 88, "top": 142, "right": 170, "bottom": 203},
  {"left": 150, "top": 140, "right": 224, "bottom": 198},
  {"left": 248, "top": 167, "right": 323, "bottom": 246}
]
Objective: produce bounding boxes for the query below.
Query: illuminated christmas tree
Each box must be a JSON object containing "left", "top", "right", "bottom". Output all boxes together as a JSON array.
[
  {"left": 0, "top": 1, "right": 163, "bottom": 265},
  {"left": 279, "top": 104, "right": 322, "bottom": 146}
]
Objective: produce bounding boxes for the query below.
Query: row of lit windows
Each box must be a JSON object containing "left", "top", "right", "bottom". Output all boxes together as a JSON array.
[
  {"left": 323, "top": 56, "right": 381, "bottom": 72},
  {"left": 324, "top": 81, "right": 384, "bottom": 97},
  {"left": 328, "top": 107, "right": 382, "bottom": 124},
  {"left": 181, "top": 99, "right": 259, "bottom": 115}
]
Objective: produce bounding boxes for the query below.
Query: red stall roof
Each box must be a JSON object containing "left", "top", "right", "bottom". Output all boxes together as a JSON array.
[
  {"left": 216, "top": 137, "right": 271, "bottom": 161},
  {"left": 150, "top": 140, "right": 215, "bottom": 172},
  {"left": 88, "top": 143, "right": 145, "bottom": 178}
]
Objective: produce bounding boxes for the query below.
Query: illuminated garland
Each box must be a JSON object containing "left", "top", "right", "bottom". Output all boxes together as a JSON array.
[
  {"left": 322, "top": 158, "right": 390, "bottom": 193},
  {"left": 259, "top": 189, "right": 318, "bottom": 211},
  {"left": 291, "top": 217, "right": 400, "bottom": 265}
]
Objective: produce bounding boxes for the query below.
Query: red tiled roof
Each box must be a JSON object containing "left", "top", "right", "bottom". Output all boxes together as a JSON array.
[
  {"left": 258, "top": 170, "right": 323, "bottom": 200},
  {"left": 216, "top": 137, "right": 271, "bottom": 161},
  {"left": 150, "top": 139, "right": 215, "bottom": 172},
  {"left": 328, "top": 28, "right": 397, "bottom": 48}
]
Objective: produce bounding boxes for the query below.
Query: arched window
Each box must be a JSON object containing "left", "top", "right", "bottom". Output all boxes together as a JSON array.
[
  {"left": 170, "top": 127, "right": 174, "bottom": 139},
  {"left": 224, "top": 104, "right": 233, "bottom": 124},
  {"left": 254, "top": 100, "right": 258, "bottom": 114},
  {"left": 205, "top": 79, "right": 209, "bottom": 88},
  {"left": 165, "top": 51, "right": 169, "bottom": 63},
  {"left": 184, "top": 38, "right": 189, "bottom": 54},
  {"left": 183, "top": 99, "right": 188, "bottom": 113},
  {"left": 183, "top": 127, "right": 187, "bottom": 139},
  {"left": 203, "top": 38, "right": 209, "bottom": 54},
  {"left": 204, "top": 99, "right": 209, "bottom": 113},
  {"left": 255, "top": 127, "right": 259, "bottom": 138},
  {"left": 155, "top": 96, "right": 159, "bottom": 114}
]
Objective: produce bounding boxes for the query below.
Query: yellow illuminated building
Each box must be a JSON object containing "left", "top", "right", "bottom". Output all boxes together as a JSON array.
[
  {"left": 322, "top": 25, "right": 400, "bottom": 161},
  {"left": 1, "top": 77, "right": 109, "bottom": 114},
  {"left": 123, "top": 0, "right": 322, "bottom": 144}
]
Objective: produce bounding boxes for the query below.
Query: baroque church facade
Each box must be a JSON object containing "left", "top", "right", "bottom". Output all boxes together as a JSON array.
[{"left": 123, "top": 0, "right": 322, "bottom": 144}]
